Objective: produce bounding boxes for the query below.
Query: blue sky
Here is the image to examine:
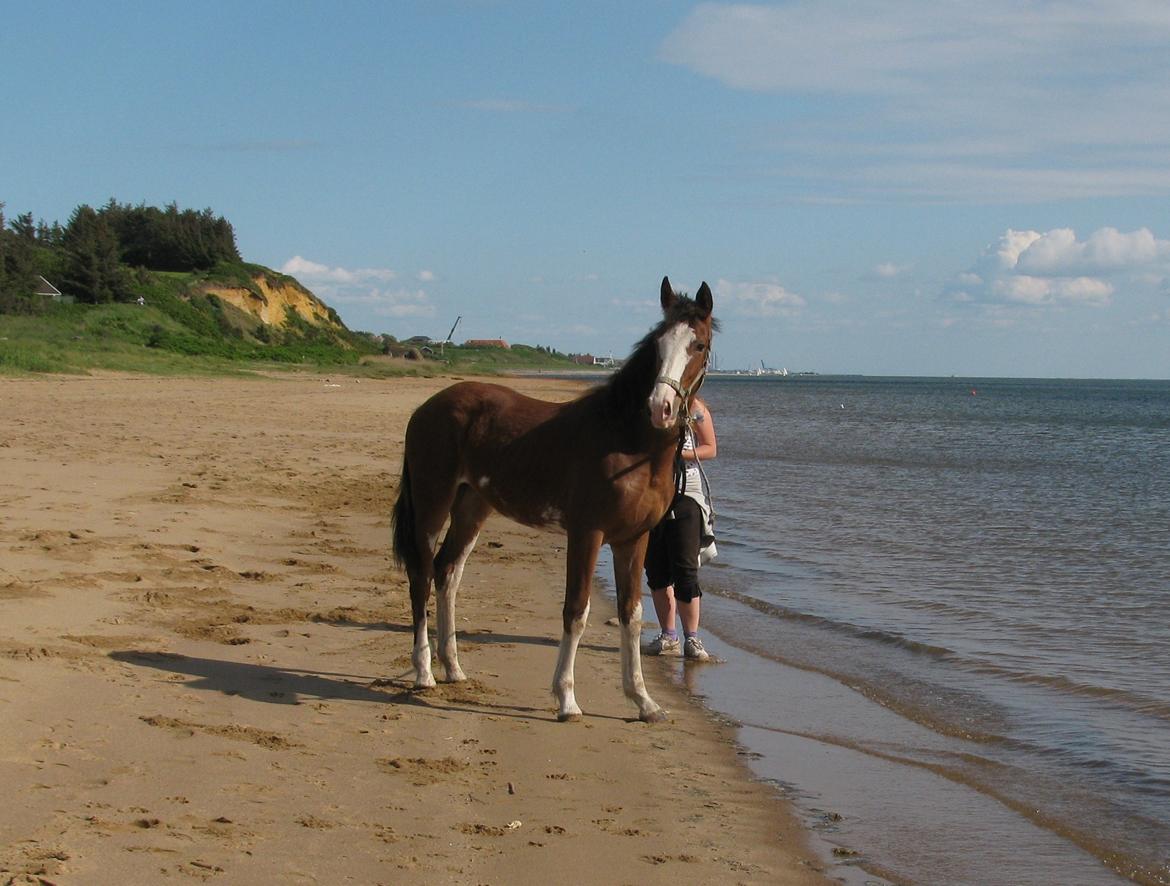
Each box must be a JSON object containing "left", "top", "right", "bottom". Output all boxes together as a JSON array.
[{"left": 4, "top": 1, "right": 1169, "bottom": 377}]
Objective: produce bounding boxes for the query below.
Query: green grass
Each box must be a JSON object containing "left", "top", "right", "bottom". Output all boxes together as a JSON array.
[
  {"left": 0, "top": 282, "right": 584, "bottom": 378},
  {"left": 0, "top": 343, "right": 63, "bottom": 374},
  {"left": 442, "top": 344, "right": 579, "bottom": 373},
  {"left": 0, "top": 289, "right": 356, "bottom": 376},
  {"left": 0, "top": 304, "right": 256, "bottom": 376}
]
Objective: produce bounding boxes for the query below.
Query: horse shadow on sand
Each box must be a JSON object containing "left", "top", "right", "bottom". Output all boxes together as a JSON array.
[
  {"left": 306, "top": 615, "right": 620, "bottom": 655},
  {"left": 107, "top": 622, "right": 629, "bottom": 724}
]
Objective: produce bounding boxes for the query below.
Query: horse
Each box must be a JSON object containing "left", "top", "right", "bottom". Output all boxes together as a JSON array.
[{"left": 391, "top": 277, "right": 715, "bottom": 722}]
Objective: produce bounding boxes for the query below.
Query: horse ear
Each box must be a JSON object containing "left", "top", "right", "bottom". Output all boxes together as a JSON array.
[
  {"left": 696, "top": 281, "right": 713, "bottom": 317},
  {"left": 660, "top": 276, "right": 676, "bottom": 312}
]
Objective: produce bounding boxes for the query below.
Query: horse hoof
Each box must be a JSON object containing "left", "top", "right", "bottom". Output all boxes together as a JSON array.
[
  {"left": 640, "top": 708, "right": 668, "bottom": 724},
  {"left": 557, "top": 711, "right": 584, "bottom": 723},
  {"left": 413, "top": 677, "right": 437, "bottom": 691}
]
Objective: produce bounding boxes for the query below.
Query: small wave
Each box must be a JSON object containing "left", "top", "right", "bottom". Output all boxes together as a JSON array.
[
  {"left": 734, "top": 719, "right": 1170, "bottom": 886},
  {"left": 711, "top": 586, "right": 957, "bottom": 660},
  {"left": 713, "top": 586, "right": 1170, "bottom": 724},
  {"left": 963, "top": 662, "right": 1170, "bottom": 722}
]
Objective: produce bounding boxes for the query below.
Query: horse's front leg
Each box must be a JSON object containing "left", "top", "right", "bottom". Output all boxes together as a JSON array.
[
  {"left": 552, "top": 529, "right": 602, "bottom": 722},
  {"left": 612, "top": 534, "right": 666, "bottom": 723}
]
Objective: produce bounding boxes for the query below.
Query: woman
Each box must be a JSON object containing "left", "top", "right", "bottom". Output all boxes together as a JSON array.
[{"left": 644, "top": 394, "right": 717, "bottom": 661}]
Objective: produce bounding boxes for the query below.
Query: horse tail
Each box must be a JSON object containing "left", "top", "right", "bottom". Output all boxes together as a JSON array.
[{"left": 391, "top": 457, "right": 420, "bottom": 577}]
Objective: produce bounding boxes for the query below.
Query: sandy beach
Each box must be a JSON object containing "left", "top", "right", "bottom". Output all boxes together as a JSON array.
[{"left": 0, "top": 373, "right": 826, "bottom": 885}]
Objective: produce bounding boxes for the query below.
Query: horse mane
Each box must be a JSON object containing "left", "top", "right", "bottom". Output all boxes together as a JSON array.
[{"left": 597, "top": 295, "right": 719, "bottom": 418}]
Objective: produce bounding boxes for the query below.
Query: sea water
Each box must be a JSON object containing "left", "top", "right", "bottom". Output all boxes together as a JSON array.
[{"left": 652, "top": 376, "right": 1169, "bottom": 885}]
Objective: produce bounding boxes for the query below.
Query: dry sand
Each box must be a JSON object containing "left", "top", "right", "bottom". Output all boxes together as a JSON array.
[{"left": 0, "top": 373, "right": 828, "bottom": 885}]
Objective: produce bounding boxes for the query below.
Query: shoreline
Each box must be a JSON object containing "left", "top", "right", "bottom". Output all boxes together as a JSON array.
[{"left": 0, "top": 374, "right": 827, "bottom": 884}]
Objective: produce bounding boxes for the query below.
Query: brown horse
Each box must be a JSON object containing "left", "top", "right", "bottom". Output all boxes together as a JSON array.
[{"left": 391, "top": 277, "right": 715, "bottom": 722}]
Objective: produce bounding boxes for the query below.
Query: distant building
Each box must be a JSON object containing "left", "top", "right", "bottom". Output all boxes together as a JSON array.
[
  {"left": 572, "top": 353, "right": 616, "bottom": 368},
  {"left": 463, "top": 339, "right": 510, "bottom": 349},
  {"left": 34, "top": 275, "right": 63, "bottom": 299},
  {"left": 33, "top": 272, "right": 72, "bottom": 304}
]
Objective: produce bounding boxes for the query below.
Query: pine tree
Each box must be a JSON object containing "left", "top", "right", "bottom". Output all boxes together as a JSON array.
[
  {"left": 10, "top": 212, "right": 36, "bottom": 242},
  {"left": 0, "top": 203, "right": 8, "bottom": 301},
  {"left": 101, "top": 200, "right": 240, "bottom": 271},
  {"left": 62, "top": 205, "right": 129, "bottom": 303},
  {"left": 0, "top": 204, "right": 42, "bottom": 312}
]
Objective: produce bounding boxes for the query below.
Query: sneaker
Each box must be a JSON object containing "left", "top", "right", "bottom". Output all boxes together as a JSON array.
[
  {"left": 647, "top": 632, "right": 681, "bottom": 656},
  {"left": 684, "top": 635, "right": 710, "bottom": 661}
]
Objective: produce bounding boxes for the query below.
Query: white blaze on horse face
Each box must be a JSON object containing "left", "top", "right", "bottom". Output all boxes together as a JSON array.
[{"left": 649, "top": 322, "right": 696, "bottom": 429}]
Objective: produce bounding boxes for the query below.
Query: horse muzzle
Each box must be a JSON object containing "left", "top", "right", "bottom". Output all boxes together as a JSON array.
[{"left": 648, "top": 381, "right": 682, "bottom": 429}]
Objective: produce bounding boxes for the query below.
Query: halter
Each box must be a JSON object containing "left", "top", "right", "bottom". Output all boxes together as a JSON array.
[{"left": 655, "top": 352, "right": 709, "bottom": 425}]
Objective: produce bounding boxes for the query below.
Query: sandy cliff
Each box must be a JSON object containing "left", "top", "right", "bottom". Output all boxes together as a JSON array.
[{"left": 201, "top": 274, "right": 341, "bottom": 330}]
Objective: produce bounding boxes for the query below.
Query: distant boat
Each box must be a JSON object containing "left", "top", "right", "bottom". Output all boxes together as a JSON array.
[{"left": 753, "top": 360, "right": 788, "bottom": 377}]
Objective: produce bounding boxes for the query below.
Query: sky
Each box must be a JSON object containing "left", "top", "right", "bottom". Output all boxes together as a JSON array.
[{"left": 4, "top": 1, "right": 1169, "bottom": 378}]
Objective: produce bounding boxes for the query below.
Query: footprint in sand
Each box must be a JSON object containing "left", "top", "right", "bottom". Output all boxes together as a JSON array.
[{"left": 139, "top": 715, "right": 299, "bottom": 750}]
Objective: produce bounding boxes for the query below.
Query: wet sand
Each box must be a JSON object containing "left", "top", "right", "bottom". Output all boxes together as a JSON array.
[{"left": 0, "top": 374, "right": 826, "bottom": 884}]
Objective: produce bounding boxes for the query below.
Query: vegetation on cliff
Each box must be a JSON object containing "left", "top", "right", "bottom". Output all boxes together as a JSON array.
[{"left": 0, "top": 199, "right": 577, "bottom": 376}]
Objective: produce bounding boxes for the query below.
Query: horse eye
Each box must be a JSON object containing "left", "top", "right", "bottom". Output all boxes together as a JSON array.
[{"left": 695, "top": 343, "right": 706, "bottom": 352}]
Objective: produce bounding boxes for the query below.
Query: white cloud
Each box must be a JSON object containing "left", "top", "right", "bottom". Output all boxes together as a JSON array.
[
  {"left": 280, "top": 256, "right": 432, "bottom": 321},
  {"left": 1015, "top": 227, "right": 1170, "bottom": 274},
  {"left": 992, "top": 274, "right": 1114, "bottom": 307},
  {"left": 947, "top": 226, "right": 1170, "bottom": 309},
  {"left": 281, "top": 255, "right": 331, "bottom": 278},
  {"left": 326, "top": 287, "right": 435, "bottom": 319},
  {"left": 714, "top": 278, "right": 805, "bottom": 317},
  {"left": 1056, "top": 277, "right": 1116, "bottom": 305},
  {"left": 981, "top": 230, "right": 1045, "bottom": 274},
  {"left": 417, "top": 269, "right": 435, "bottom": 282},
  {"left": 281, "top": 255, "right": 396, "bottom": 285},
  {"left": 659, "top": 3, "right": 1170, "bottom": 201},
  {"left": 661, "top": 4, "right": 1170, "bottom": 96},
  {"left": 872, "top": 262, "right": 909, "bottom": 279},
  {"left": 1142, "top": 308, "right": 1170, "bottom": 325}
]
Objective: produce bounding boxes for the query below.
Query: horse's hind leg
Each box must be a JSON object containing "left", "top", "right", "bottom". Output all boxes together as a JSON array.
[
  {"left": 553, "top": 529, "right": 602, "bottom": 722},
  {"left": 409, "top": 559, "right": 439, "bottom": 689},
  {"left": 433, "top": 486, "right": 491, "bottom": 682},
  {"left": 407, "top": 483, "right": 458, "bottom": 690}
]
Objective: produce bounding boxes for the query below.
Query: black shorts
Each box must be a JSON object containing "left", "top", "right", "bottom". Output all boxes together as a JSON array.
[{"left": 644, "top": 495, "right": 703, "bottom": 603}]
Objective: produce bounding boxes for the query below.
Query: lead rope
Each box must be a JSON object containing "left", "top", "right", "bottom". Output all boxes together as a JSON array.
[
  {"left": 672, "top": 372, "right": 699, "bottom": 497},
  {"left": 682, "top": 410, "right": 717, "bottom": 524},
  {"left": 674, "top": 377, "right": 716, "bottom": 529}
]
